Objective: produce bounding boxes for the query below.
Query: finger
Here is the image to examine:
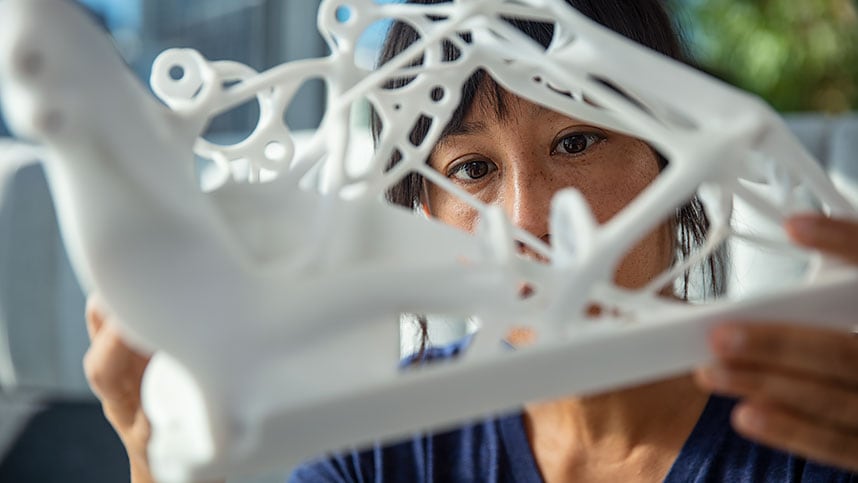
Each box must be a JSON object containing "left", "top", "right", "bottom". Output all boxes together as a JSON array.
[
  {"left": 708, "top": 323, "right": 858, "bottom": 387},
  {"left": 696, "top": 364, "right": 858, "bottom": 431},
  {"left": 84, "top": 324, "right": 150, "bottom": 398},
  {"left": 732, "top": 400, "right": 858, "bottom": 473},
  {"left": 83, "top": 325, "right": 150, "bottom": 426},
  {"left": 786, "top": 215, "right": 858, "bottom": 265},
  {"left": 122, "top": 410, "right": 152, "bottom": 468},
  {"left": 85, "top": 293, "right": 106, "bottom": 340}
]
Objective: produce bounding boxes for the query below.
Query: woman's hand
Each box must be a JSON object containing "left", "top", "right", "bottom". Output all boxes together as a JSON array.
[
  {"left": 695, "top": 214, "right": 858, "bottom": 472},
  {"left": 83, "top": 294, "right": 154, "bottom": 483}
]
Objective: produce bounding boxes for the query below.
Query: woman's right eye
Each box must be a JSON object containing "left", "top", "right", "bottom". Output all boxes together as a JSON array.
[{"left": 448, "top": 159, "right": 497, "bottom": 182}]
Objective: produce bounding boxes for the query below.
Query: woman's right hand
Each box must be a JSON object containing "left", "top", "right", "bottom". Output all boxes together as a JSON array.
[{"left": 83, "top": 294, "right": 154, "bottom": 483}]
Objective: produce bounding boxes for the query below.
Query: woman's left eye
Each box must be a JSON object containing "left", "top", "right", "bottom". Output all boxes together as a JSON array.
[{"left": 553, "top": 132, "right": 605, "bottom": 155}]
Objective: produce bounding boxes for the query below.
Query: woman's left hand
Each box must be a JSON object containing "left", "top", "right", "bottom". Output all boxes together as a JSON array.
[{"left": 695, "top": 214, "right": 858, "bottom": 472}]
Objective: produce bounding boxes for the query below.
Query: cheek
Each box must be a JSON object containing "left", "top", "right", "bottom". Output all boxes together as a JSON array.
[
  {"left": 426, "top": 184, "right": 479, "bottom": 233},
  {"left": 615, "top": 150, "right": 671, "bottom": 288},
  {"left": 615, "top": 224, "right": 673, "bottom": 289},
  {"left": 574, "top": 142, "right": 670, "bottom": 288},
  {"left": 577, "top": 143, "right": 660, "bottom": 224}
]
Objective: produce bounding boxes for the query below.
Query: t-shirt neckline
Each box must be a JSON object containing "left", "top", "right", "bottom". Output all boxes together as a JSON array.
[{"left": 497, "top": 395, "right": 734, "bottom": 482}]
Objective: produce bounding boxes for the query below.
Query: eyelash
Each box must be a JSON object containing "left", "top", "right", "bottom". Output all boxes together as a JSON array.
[
  {"left": 551, "top": 131, "right": 606, "bottom": 156},
  {"left": 447, "top": 158, "right": 497, "bottom": 182}
]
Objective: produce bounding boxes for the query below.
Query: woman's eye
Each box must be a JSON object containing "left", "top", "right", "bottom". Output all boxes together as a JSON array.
[
  {"left": 554, "top": 132, "right": 604, "bottom": 155},
  {"left": 449, "top": 160, "right": 496, "bottom": 181}
]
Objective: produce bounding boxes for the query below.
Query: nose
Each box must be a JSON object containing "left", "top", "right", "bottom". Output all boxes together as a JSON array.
[{"left": 501, "top": 159, "right": 558, "bottom": 247}]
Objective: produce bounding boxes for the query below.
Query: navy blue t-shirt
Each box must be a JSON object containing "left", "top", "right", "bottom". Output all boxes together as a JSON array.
[{"left": 290, "top": 341, "right": 857, "bottom": 482}]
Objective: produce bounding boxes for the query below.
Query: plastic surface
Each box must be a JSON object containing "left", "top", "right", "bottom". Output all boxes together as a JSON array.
[{"left": 0, "top": 0, "right": 856, "bottom": 481}]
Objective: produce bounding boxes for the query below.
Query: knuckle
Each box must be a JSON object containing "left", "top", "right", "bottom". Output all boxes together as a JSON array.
[
  {"left": 83, "top": 335, "right": 123, "bottom": 395},
  {"left": 100, "top": 404, "right": 120, "bottom": 427},
  {"left": 82, "top": 349, "right": 107, "bottom": 392},
  {"left": 133, "top": 412, "right": 152, "bottom": 442},
  {"left": 85, "top": 296, "right": 103, "bottom": 324}
]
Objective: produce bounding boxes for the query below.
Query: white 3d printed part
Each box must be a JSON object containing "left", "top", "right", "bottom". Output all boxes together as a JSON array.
[{"left": 0, "top": 0, "right": 856, "bottom": 481}]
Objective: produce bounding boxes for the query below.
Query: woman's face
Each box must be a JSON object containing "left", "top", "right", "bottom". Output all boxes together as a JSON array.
[{"left": 425, "top": 88, "right": 673, "bottom": 289}]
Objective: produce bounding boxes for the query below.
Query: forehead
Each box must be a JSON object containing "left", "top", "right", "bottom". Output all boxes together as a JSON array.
[
  {"left": 465, "top": 82, "right": 548, "bottom": 125},
  {"left": 435, "top": 82, "right": 568, "bottom": 146}
]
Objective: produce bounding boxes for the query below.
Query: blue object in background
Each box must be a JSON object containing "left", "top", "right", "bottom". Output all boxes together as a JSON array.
[{"left": 78, "top": 0, "right": 141, "bottom": 30}]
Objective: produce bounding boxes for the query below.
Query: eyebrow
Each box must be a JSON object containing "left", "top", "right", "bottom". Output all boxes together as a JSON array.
[{"left": 435, "top": 120, "right": 489, "bottom": 150}]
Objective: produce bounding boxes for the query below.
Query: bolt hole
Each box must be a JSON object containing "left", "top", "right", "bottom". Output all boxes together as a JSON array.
[
  {"left": 335, "top": 5, "right": 352, "bottom": 23},
  {"left": 169, "top": 65, "right": 185, "bottom": 81},
  {"left": 430, "top": 86, "right": 445, "bottom": 102}
]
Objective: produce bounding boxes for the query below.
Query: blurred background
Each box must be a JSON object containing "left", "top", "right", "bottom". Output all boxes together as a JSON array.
[
  {"left": 1, "top": 0, "right": 856, "bottom": 140},
  {"left": 674, "top": 0, "right": 858, "bottom": 113},
  {"left": 0, "top": 0, "right": 856, "bottom": 482}
]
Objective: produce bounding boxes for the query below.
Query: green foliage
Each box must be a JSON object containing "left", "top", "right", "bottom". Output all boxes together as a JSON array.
[{"left": 674, "top": 0, "right": 858, "bottom": 112}]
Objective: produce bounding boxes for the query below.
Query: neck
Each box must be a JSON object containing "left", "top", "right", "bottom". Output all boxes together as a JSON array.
[{"left": 524, "top": 374, "right": 708, "bottom": 482}]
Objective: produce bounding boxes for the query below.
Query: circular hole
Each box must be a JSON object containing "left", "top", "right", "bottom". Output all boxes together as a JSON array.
[
  {"left": 393, "top": 103, "right": 401, "bottom": 111},
  {"left": 264, "top": 142, "right": 287, "bottom": 161},
  {"left": 430, "top": 86, "right": 445, "bottom": 102},
  {"left": 335, "top": 5, "right": 352, "bottom": 23},
  {"left": 532, "top": 76, "right": 542, "bottom": 83},
  {"left": 169, "top": 65, "right": 185, "bottom": 81}
]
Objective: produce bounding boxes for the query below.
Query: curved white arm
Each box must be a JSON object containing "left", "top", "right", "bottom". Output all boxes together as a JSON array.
[{"left": 0, "top": 0, "right": 856, "bottom": 481}]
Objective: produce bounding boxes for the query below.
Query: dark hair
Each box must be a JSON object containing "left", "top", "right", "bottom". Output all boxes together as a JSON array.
[{"left": 374, "top": 0, "right": 726, "bottom": 355}]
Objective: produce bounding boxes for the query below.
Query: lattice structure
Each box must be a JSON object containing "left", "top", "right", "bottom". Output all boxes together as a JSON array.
[{"left": 0, "top": 0, "right": 856, "bottom": 481}]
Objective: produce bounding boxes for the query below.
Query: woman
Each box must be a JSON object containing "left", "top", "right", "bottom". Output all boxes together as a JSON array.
[{"left": 85, "top": 0, "right": 858, "bottom": 481}]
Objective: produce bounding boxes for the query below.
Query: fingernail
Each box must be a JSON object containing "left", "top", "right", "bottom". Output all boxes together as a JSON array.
[
  {"left": 712, "top": 326, "right": 744, "bottom": 355},
  {"left": 734, "top": 405, "right": 764, "bottom": 432}
]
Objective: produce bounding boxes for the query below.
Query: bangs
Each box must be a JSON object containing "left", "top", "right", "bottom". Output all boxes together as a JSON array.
[{"left": 440, "top": 71, "right": 516, "bottom": 140}]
